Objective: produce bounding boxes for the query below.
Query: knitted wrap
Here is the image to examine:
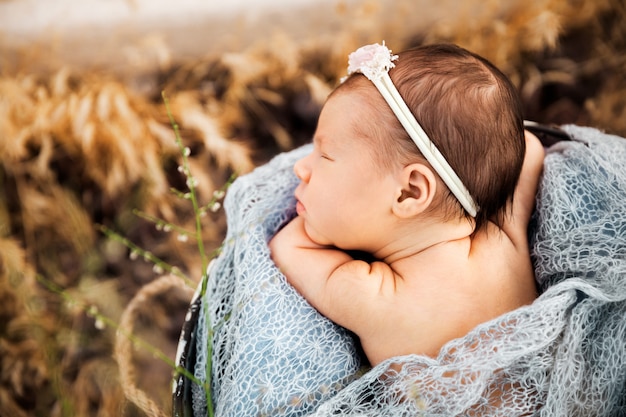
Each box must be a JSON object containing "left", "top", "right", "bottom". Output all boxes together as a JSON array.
[{"left": 190, "top": 125, "right": 626, "bottom": 416}]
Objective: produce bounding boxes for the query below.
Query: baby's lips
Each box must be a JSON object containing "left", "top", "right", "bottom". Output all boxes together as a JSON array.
[
  {"left": 296, "top": 200, "right": 305, "bottom": 215},
  {"left": 294, "top": 188, "right": 304, "bottom": 210}
]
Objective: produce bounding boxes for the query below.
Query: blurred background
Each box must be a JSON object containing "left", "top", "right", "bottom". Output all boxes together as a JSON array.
[{"left": 1, "top": 0, "right": 625, "bottom": 416}]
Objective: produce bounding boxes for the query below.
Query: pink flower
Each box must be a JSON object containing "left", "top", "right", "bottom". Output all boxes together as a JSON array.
[{"left": 347, "top": 42, "right": 398, "bottom": 81}]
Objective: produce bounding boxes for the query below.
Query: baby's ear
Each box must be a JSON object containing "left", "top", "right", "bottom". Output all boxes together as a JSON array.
[{"left": 392, "top": 163, "right": 437, "bottom": 218}]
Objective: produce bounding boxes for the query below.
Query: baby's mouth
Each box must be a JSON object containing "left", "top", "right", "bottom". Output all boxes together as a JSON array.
[
  {"left": 294, "top": 188, "right": 304, "bottom": 212},
  {"left": 296, "top": 200, "right": 305, "bottom": 215}
]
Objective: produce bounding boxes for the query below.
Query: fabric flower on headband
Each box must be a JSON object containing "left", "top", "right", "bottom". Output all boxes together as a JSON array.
[{"left": 347, "top": 42, "right": 398, "bottom": 82}]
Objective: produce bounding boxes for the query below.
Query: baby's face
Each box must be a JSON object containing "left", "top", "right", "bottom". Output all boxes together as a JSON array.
[{"left": 292, "top": 91, "right": 398, "bottom": 252}]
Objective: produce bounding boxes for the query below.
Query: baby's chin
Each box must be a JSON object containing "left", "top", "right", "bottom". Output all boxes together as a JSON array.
[
  {"left": 302, "top": 222, "right": 337, "bottom": 248},
  {"left": 301, "top": 218, "right": 371, "bottom": 253}
]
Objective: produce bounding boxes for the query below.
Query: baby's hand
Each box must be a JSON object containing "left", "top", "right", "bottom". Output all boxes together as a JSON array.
[
  {"left": 269, "top": 216, "right": 354, "bottom": 307},
  {"left": 269, "top": 216, "right": 331, "bottom": 282},
  {"left": 500, "top": 131, "right": 545, "bottom": 249}
]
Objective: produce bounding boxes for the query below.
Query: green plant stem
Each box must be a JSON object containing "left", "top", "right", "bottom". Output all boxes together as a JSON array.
[
  {"left": 162, "top": 91, "right": 215, "bottom": 416},
  {"left": 161, "top": 92, "right": 208, "bottom": 274}
]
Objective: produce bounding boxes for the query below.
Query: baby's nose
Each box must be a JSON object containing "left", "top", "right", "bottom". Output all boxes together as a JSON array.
[{"left": 293, "top": 155, "right": 311, "bottom": 182}]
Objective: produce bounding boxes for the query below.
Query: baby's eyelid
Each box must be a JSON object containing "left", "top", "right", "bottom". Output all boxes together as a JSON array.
[
  {"left": 314, "top": 146, "right": 332, "bottom": 161},
  {"left": 313, "top": 137, "right": 333, "bottom": 161}
]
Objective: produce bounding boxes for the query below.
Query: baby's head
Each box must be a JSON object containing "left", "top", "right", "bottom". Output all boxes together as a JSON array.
[{"left": 333, "top": 43, "right": 525, "bottom": 230}]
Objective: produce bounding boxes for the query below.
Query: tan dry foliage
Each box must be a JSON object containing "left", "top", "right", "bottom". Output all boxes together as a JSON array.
[
  {"left": 160, "top": 32, "right": 374, "bottom": 167},
  {"left": 0, "top": 70, "right": 170, "bottom": 202},
  {"left": 18, "top": 182, "right": 94, "bottom": 259},
  {"left": 68, "top": 359, "right": 128, "bottom": 417},
  {"left": 168, "top": 91, "right": 253, "bottom": 173},
  {"left": 0, "top": 67, "right": 255, "bottom": 215},
  {"left": 581, "top": 1, "right": 626, "bottom": 135},
  {"left": 0, "top": 56, "right": 258, "bottom": 417},
  {"left": 0, "top": 238, "right": 48, "bottom": 417},
  {"left": 587, "top": 76, "right": 626, "bottom": 136},
  {"left": 423, "top": 0, "right": 612, "bottom": 76}
]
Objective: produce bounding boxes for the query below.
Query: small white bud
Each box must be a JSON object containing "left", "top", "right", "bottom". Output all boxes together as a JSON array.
[
  {"left": 186, "top": 177, "right": 198, "bottom": 189},
  {"left": 95, "top": 318, "right": 106, "bottom": 330}
]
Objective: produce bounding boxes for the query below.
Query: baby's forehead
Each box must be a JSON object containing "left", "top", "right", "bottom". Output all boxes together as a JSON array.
[
  {"left": 330, "top": 83, "right": 386, "bottom": 120},
  {"left": 324, "top": 87, "right": 403, "bottom": 168},
  {"left": 326, "top": 95, "right": 377, "bottom": 139}
]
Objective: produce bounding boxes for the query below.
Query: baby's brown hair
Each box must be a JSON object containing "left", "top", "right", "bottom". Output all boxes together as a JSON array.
[{"left": 336, "top": 43, "right": 525, "bottom": 231}]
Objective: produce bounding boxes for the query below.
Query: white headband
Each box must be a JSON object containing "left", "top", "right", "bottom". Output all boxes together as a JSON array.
[{"left": 346, "top": 42, "right": 478, "bottom": 217}]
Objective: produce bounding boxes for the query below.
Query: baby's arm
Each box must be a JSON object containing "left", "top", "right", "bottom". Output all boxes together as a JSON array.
[
  {"left": 501, "top": 130, "right": 545, "bottom": 248},
  {"left": 269, "top": 216, "right": 389, "bottom": 328}
]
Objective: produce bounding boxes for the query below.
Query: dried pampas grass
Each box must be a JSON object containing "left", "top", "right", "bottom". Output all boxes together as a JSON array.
[
  {"left": 422, "top": 0, "right": 612, "bottom": 75},
  {"left": 161, "top": 34, "right": 329, "bottom": 163},
  {"left": 0, "top": 70, "right": 171, "bottom": 220},
  {"left": 0, "top": 52, "right": 257, "bottom": 417},
  {"left": 0, "top": 238, "right": 48, "bottom": 417}
]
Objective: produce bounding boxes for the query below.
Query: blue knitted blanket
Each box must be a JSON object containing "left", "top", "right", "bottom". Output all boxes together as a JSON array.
[{"left": 190, "top": 125, "right": 626, "bottom": 416}]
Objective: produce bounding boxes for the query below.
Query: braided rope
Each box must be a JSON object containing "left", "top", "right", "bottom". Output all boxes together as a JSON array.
[{"left": 114, "top": 274, "right": 193, "bottom": 417}]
